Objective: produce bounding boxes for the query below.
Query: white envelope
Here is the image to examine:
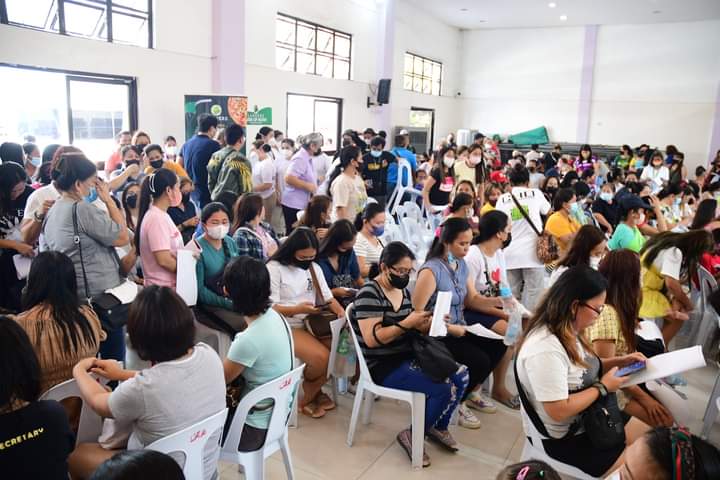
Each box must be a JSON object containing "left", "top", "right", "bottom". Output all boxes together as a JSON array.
[
  {"left": 429, "top": 291, "right": 451, "bottom": 337},
  {"left": 176, "top": 249, "right": 198, "bottom": 306}
]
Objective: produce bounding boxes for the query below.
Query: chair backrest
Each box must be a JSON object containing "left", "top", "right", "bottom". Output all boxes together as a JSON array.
[
  {"left": 222, "top": 364, "right": 305, "bottom": 453},
  {"left": 39, "top": 376, "right": 108, "bottom": 445},
  {"left": 699, "top": 266, "right": 718, "bottom": 309},
  {"left": 146, "top": 408, "right": 228, "bottom": 480},
  {"left": 345, "top": 304, "right": 373, "bottom": 382}
]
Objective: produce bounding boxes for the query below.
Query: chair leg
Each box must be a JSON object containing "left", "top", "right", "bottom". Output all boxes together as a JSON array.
[
  {"left": 361, "top": 389, "right": 374, "bottom": 425},
  {"left": 330, "top": 376, "right": 339, "bottom": 404},
  {"left": 280, "top": 432, "right": 295, "bottom": 480},
  {"left": 410, "top": 394, "right": 426, "bottom": 470},
  {"left": 702, "top": 372, "right": 720, "bottom": 438},
  {"left": 347, "top": 385, "right": 365, "bottom": 446},
  {"left": 240, "top": 452, "right": 265, "bottom": 480}
]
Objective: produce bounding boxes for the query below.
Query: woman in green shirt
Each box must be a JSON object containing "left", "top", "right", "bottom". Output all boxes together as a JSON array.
[{"left": 608, "top": 195, "right": 649, "bottom": 253}]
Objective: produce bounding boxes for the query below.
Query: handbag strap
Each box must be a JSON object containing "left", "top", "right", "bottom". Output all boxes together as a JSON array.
[
  {"left": 509, "top": 191, "right": 543, "bottom": 237},
  {"left": 307, "top": 263, "right": 325, "bottom": 307},
  {"left": 72, "top": 202, "right": 92, "bottom": 302}
]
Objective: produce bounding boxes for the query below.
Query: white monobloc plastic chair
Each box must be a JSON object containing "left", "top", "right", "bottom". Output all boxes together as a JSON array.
[
  {"left": 220, "top": 364, "right": 306, "bottom": 480},
  {"left": 194, "top": 319, "right": 233, "bottom": 359},
  {"left": 388, "top": 159, "right": 423, "bottom": 217},
  {"left": 344, "top": 304, "right": 426, "bottom": 469},
  {"left": 145, "top": 408, "right": 228, "bottom": 480},
  {"left": 40, "top": 376, "right": 109, "bottom": 445}
]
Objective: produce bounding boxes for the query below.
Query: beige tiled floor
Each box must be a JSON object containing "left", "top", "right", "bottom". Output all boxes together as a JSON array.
[{"left": 220, "top": 364, "right": 720, "bottom": 480}]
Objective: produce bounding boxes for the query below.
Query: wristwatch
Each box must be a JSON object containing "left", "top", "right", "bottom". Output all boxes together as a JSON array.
[
  {"left": 592, "top": 382, "right": 608, "bottom": 398},
  {"left": 33, "top": 211, "right": 45, "bottom": 222}
]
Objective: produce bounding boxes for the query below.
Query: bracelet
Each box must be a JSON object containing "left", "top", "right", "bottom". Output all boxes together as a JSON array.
[
  {"left": 33, "top": 211, "right": 44, "bottom": 222},
  {"left": 592, "top": 382, "right": 608, "bottom": 398}
]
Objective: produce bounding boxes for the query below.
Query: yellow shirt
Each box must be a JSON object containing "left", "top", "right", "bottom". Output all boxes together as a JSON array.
[
  {"left": 585, "top": 305, "right": 629, "bottom": 356},
  {"left": 544, "top": 211, "right": 581, "bottom": 254},
  {"left": 145, "top": 161, "right": 188, "bottom": 179},
  {"left": 480, "top": 202, "right": 495, "bottom": 215},
  {"left": 453, "top": 160, "right": 477, "bottom": 185}
]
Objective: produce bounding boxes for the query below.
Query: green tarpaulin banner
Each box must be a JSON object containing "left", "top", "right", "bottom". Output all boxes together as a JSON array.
[{"left": 508, "top": 126, "right": 549, "bottom": 145}]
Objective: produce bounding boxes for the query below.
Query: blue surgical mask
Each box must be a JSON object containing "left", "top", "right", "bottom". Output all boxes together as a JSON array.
[
  {"left": 570, "top": 202, "right": 581, "bottom": 215},
  {"left": 599, "top": 192, "right": 613, "bottom": 202},
  {"left": 370, "top": 150, "right": 382, "bottom": 158},
  {"left": 448, "top": 252, "right": 457, "bottom": 265},
  {"left": 30, "top": 156, "right": 42, "bottom": 167},
  {"left": 84, "top": 187, "right": 98, "bottom": 203},
  {"left": 372, "top": 225, "right": 385, "bottom": 237}
]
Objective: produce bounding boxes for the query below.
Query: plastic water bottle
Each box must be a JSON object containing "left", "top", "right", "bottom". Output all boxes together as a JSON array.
[{"left": 500, "top": 284, "right": 521, "bottom": 346}]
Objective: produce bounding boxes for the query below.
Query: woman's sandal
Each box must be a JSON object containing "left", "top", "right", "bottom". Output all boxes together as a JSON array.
[
  {"left": 396, "top": 428, "right": 431, "bottom": 467},
  {"left": 426, "top": 427, "right": 459, "bottom": 452},
  {"left": 316, "top": 392, "right": 336, "bottom": 411},
  {"left": 493, "top": 394, "right": 521, "bottom": 410},
  {"left": 299, "top": 401, "right": 326, "bottom": 418}
]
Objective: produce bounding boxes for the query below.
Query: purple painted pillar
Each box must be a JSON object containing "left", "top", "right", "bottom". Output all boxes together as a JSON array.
[
  {"left": 708, "top": 82, "right": 720, "bottom": 165},
  {"left": 212, "top": 0, "right": 245, "bottom": 94},
  {"left": 576, "top": 25, "right": 598, "bottom": 143},
  {"left": 376, "top": 0, "right": 396, "bottom": 134}
]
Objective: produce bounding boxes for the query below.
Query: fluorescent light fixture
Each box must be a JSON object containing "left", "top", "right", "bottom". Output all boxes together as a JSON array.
[
  {"left": 559, "top": 14, "right": 568, "bottom": 21},
  {"left": 548, "top": 2, "right": 557, "bottom": 8}
]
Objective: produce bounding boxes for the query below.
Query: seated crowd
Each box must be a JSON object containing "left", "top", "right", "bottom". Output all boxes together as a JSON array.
[{"left": 2, "top": 120, "right": 720, "bottom": 479}]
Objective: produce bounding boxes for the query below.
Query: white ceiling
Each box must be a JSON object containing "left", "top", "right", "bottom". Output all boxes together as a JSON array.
[{"left": 404, "top": 0, "right": 720, "bottom": 30}]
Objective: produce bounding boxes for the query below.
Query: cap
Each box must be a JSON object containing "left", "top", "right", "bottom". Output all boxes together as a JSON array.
[
  {"left": 399, "top": 129, "right": 409, "bottom": 135},
  {"left": 619, "top": 194, "right": 651, "bottom": 211},
  {"left": 490, "top": 170, "right": 508, "bottom": 183}
]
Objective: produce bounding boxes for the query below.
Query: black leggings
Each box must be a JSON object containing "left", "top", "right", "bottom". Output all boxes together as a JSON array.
[
  {"left": 282, "top": 205, "right": 301, "bottom": 235},
  {"left": 441, "top": 334, "right": 506, "bottom": 400}
]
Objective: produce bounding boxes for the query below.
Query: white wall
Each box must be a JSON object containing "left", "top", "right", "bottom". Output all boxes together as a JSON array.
[
  {"left": 0, "top": 0, "right": 213, "bottom": 144},
  {"left": 459, "top": 20, "right": 720, "bottom": 168}
]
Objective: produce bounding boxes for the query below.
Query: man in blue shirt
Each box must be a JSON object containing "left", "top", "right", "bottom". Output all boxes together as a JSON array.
[
  {"left": 178, "top": 113, "right": 220, "bottom": 207},
  {"left": 388, "top": 134, "right": 417, "bottom": 196}
]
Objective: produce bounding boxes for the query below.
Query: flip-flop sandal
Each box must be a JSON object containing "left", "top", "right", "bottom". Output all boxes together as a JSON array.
[
  {"left": 495, "top": 395, "right": 521, "bottom": 410},
  {"left": 316, "top": 392, "right": 336, "bottom": 411},
  {"left": 396, "top": 429, "right": 430, "bottom": 467},
  {"left": 426, "top": 428, "right": 459, "bottom": 452},
  {"left": 299, "top": 402, "right": 326, "bottom": 418}
]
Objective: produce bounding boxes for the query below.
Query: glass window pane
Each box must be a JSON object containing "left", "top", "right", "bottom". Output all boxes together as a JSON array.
[
  {"left": 297, "top": 51, "right": 315, "bottom": 75},
  {"left": 432, "top": 81, "right": 441, "bottom": 96},
  {"left": 413, "top": 57, "right": 423, "bottom": 75},
  {"left": 6, "top": 0, "right": 55, "bottom": 28},
  {"left": 276, "top": 17, "right": 295, "bottom": 45},
  {"left": 333, "top": 59, "right": 349, "bottom": 80},
  {"left": 112, "top": 12, "right": 147, "bottom": 46},
  {"left": 423, "top": 61, "right": 432, "bottom": 77},
  {"left": 403, "top": 74, "right": 413, "bottom": 90},
  {"left": 317, "top": 29, "right": 333, "bottom": 54},
  {"left": 404, "top": 54, "right": 414, "bottom": 74},
  {"left": 432, "top": 65, "right": 442, "bottom": 83},
  {"left": 64, "top": 2, "right": 106, "bottom": 38},
  {"left": 112, "top": 0, "right": 148, "bottom": 11},
  {"left": 275, "top": 46, "right": 295, "bottom": 71},
  {"left": 334, "top": 35, "right": 350, "bottom": 58},
  {"left": 422, "top": 79, "right": 431, "bottom": 94},
  {"left": 413, "top": 77, "right": 422, "bottom": 93},
  {"left": 316, "top": 55, "right": 332, "bottom": 78},
  {"left": 297, "top": 23, "right": 315, "bottom": 50}
]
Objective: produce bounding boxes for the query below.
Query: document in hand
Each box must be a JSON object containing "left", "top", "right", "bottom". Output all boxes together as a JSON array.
[
  {"left": 624, "top": 346, "right": 706, "bottom": 387},
  {"left": 429, "top": 291, "right": 451, "bottom": 337},
  {"left": 176, "top": 249, "right": 198, "bottom": 306},
  {"left": 465, "top": 323, "right": 504, "bottom": 340}
]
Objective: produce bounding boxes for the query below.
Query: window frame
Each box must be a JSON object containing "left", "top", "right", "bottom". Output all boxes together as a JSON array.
[
  {"left": 0, "top": 0, "right": 153, "bottom": 48},
  {"left": 275, "top": 12, "right": 352, "bottom": 80},
  {"left": 403, "top": 52, "right": 443, "bottom": 96}
]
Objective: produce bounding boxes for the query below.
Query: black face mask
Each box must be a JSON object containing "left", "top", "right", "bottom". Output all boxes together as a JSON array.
[
  {"left": 388, "top": 272, "right": 410, "bottom": 289},
  {"left": 545, "top": 186, "right": 558, "bottom": 194},
  {"left": 150, "top": 159, "right": 163, "bottom": 169},
  {"left": 295, "top": 259, "right": 313, "bottom": 270},
  {"left": 181, "top": 192, "right": 191, "bottom": 204},
  {"left": 125, "top": 160, "right": 140, "bottom": 168},
  {"left": 125, "top": 194, "right": 137, "bottom": 209},
  {"left": 502, "top": 232, "right": 512, "bottom": 250}
]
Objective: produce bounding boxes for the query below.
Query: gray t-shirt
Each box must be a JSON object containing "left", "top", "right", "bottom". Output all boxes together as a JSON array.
[
  {"left": 108, "top": 343, "right": 226, "bottom": 480},
  {"left": 42, "top": 197, "right": 123, "bottom": 298}
]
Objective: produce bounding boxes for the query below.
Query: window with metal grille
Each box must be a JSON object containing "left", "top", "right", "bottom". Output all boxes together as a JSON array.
[{"left": 403, "top": 52, "right": 442, "bottom": 96}]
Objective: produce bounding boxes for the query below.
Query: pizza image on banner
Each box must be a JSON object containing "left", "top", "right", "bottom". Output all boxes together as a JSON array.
[{"left": 184, "top": 95, "right": 248, "bottom": 141}]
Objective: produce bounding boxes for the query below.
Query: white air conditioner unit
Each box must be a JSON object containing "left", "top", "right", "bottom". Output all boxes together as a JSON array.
[{"left": 394, "top": 126, "right": 430, "bottom": 155}]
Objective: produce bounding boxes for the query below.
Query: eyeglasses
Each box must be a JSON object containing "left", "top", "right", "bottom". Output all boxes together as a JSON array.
[
  {"left": 581, "top": 303, "right": 604, "bottom": 316},
  {"left": 389, "top": 266, "right": 413, "bottom": 276}
]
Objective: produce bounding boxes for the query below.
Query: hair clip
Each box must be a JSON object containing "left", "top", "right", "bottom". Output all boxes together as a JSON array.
[
  {"left": 516, "top": 465, "right": 530, "bottom": 480},
  {"left": 148, "top": 173, "right": 156, "bottom": 193}
]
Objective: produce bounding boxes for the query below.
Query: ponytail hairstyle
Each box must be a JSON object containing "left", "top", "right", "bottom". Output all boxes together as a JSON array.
[
  {"left": 319, "top": 219, "right": 357, "bottom": 257},
  {"left": 135, "top": 168, "right": 179, "bottom": 251},
  {"left": 354, "top": 201, "right": 385, "bottom": 231},
  {"left": 327, "top": 145, "right": 362, "bottom": 199},
  {"left": 427, "top": 217, "right": 471, "bottom": 261},
  {"left": 50, "top": 147, "right": 96, "bottom": 193},
  {"left": 449, "top": 192, "right": 473, "bottom": 214}
]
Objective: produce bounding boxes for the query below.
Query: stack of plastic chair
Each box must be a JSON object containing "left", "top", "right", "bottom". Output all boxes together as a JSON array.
[{"left": 387, "top": 159, "right": 423, "bottom": 217}]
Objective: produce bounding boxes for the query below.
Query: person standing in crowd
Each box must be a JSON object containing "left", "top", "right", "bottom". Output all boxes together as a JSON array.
[
  {"left": 545, "top": 188, "right": 582, "bottom": 257},
  {"left": 516, "top": 266, "right": 650, "bottom": 478},
  {"left": 120, "top": 182, "right": 140, "bottom": 233},
  {"left": 42, "top": 151, "right": 131, "bottom": 361},
  {"left": 548, "top": 224, "right": 606, "bottom": 286},
  {"left": 387, "top": 134, "right": 417, "bottom": 198},
  {"left": 361, "top": 136, "right": 394, "bottom": 207},
  {"left": 480, "top": 183, "right": 503, "bottom": 215},
  {"left": 413, "top": 218, "right": 507, "bottom": 432},
  {"left": 109, "top": 145, "right": 143, "bottom": 190},
  {"left": 22, "top": 142, "right": 41, "bottom": 180},
  {"left": 222, "top": 256, "right": 294, "bottom": 452},
  {"left": 167, "top": 176, "right": 199, "bottom": 245},
  {"left": 329, "top": 145, "right": 367, "bottom": 222},
  {"left": 354, "top": 202, "right": 386, "bottom": 278},
  {"left": 351, "top": 241, "right": 469, "bottom": 467},
  {"left": 317, "top": 219, "right": 363, "bottom": 306},
  {"left": 281, "top": 133, "right": 322, "bottom": 234},
  {"left": 0, "top": 317, "right": 75, "bottom": 479},
  {"left": 495, "top": 164, "right": 551, "bottom": 310},
  {"left": 312, "top": 137, "right": 333, "bottom": 187},
  {"left": 178, "top": 113, "right": 220, "bottom": 207},
  {"left": 163, "top": 135, "right": 178, "bottom": 163},
  {"left": 142, "top": 144, "right": 187, "bottom": 178},
  {"left": 10, "top": 251, "right": 104, "bottom": 394},
  {"left": 297, "top": 194, "right": 332, "bottom": 241},
  {"left": 252, "top": 144, "right": 278, "bottom": 224},
  {"left": 422, "top": 146, "right": 456, "bottom": 213},
  {"left": 266, "top": 227, "right": 345, "bottom": 418},
  {"left": 68, "top": 286, "right": 226, "bottom": 480},
  {"left": 135, "top": 169, "right": 183, "bottom": 289},
  {"left": 104, "top": 130, "right": 132, "bottom": 176},
  {"left": 574, "top": 144, "right": 596, "bottom": 174},
  {"left": 208, "top": 124, "right": 252, "bottom": 201},
  {"left": 608, "top": 195, "right": 651, "bottom": 253},
  {"left": 232, "top": 193, "right": 279, "bottom": 260},
  {"left": 131, "top": 130, "right": 151, "bottom": 151}
]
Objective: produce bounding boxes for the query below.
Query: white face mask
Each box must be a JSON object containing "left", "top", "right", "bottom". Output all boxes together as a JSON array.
[
  {"left": 282, "top": 148, "right": 292, "bottom": 159},
  {"left": 468, "top": 155, "right": 482, "bottom": 166},
  {"left": 589, "top": 255, "right": 602, "bottom": 270},
  {"left": 443, "top": 156, "right": 455, "bottom": 168},
  {"left": 165, "top": 146, "right": 177, "bottom": 156},
  {"left": 638, "top": 212, "right": 646, "bottom": 224},
  {"left": 207, "top": 224, "right": 229, "bottom": 240}
]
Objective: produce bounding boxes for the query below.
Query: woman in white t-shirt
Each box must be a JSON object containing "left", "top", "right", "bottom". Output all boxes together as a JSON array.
[
  {"left": 252, "top": 144, "right": 278, "bottom": 224},
  {"left": 353, "top": 202, "right": 386, "bottom": 278},
  {"left": 640, "top": 152, "right": 669, "bottom": 193},
  {"left": 516, "top": 266, "right": 649, "bottom": 478},
  {"left": 266, "top": 227, "right": 345, "bottom": 419},
  {"left": 329, "top": 145, "right": 367, "bottom": 222}
]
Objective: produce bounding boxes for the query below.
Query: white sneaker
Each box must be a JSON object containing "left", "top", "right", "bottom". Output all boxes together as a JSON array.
[
  {"left": 466, "top": 392, "right": 497, "bottom": 414},
  {"left": 457, "top": 403, "right": 482, "bottom": 429}
]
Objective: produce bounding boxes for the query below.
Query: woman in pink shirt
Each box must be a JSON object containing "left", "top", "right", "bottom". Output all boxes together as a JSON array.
[{"left": 136, "top": 168, "right": 184, "bottom": 288}]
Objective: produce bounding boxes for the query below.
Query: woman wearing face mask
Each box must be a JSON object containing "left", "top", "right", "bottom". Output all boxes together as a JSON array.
[
  {"left": 297, "top": 194, "right": 331, "bottom": 240},
  {"left": 413, "top": 218, "right": 508, "bottom": 433},
  {"left": 423, "top": 146, "right": 456, "bottom": 212},
  {"left": 143, "top": 144, "right": 188, "bottom": 178},
  {"left": 22, "top": 142, "right": 42, "bottom": 181},
  {"left": 43, "top": 151, "right": 131, "bottom": 361},
  {"left": 656, "top": 183, "right": 687, "bottom": 231},
  {"left": 317, "top": 219, "right": 363, "bottom": 306},
  {"left": 541, "top": 175, "right": 560, "bottom": 204},
  {"left": 131, "top": 130, "right": 151, "bottom": 150},
  {"left": 121, "top": 182, "right": 141, "bottom": 232},
  {"left": 328, "top": 145, "right": 367, "bottom": 222},
  {"left": 163, "top": 135, "right": 177, "bottom": 162},
  {"left": 614, "top": 144, "right": 633, "bottom": 170},
  {"left": 591, "top": 183, "right": 620, "bottom": 235},
  {"left": 354, "top": 202, "right": 386, "bottom": 278},
  {"left": 232, "top": 193, "right": 279, "bottom": 260},
  {"left": 167, "top": 176, "right": 199, "bottom": 245},
  {"left": 195, "top": 202, "right": 245, "bottom": 334},
  {"left": 135, "top": 168, "right": 184, "bottom": 289},
  {"left": 267, "top": 227, "right": 345, "bottom": 418},
  {"left": 480, "top": 183, "right": 503, "bottom": 215},
  {"left": 443, "top": 193, "right": 478, "bottom": 235},
  {"left": 451, "top": 180, "right": 481, "bottom": 220},
  {"left": 548, "top": 224, "right": 607, "bottom": 286},
  {"left": 545, "top": 188, "right": 582, "bottom": 256},
  {"left": 281, "top": 133, "right": 322, "bottom": 234},
  {"left": 361, "top": 136, "right": 393, "bottom": 207},
  {"left": 640, "top": 152, "right": 670, "bottom": 193}
]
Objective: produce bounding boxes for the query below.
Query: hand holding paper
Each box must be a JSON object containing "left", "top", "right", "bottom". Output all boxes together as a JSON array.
[
  {"left": 623, "top": 346, "right": 706, "bottom": 387},
  {"left": 176, "top": 249, "right": 198, "bottom": 306},
  {"left": 429, "top": 291, "right": 451, "bottom": 337}
]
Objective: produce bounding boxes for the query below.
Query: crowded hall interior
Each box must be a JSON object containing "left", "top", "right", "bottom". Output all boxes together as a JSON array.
[{"left": 3, "top": 0, "right": 720, "bottom": 479}]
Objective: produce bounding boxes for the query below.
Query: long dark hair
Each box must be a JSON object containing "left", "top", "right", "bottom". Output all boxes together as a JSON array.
[
  {"left": 449, "top": 192, "right": 473, "bottom": 214},
  {"left": 0, "top": 316, "right": 42, "bottom": 406},
  {"left": 299, "top": 195, "right": 331, "bottom": 229},
  {"left": 268, "top": 226, "right": 319, "bottom": 266},
  {"left": 0, "top": 162, "right": 27, "bottom": 218},
  {"left": 135, "top": 168, "right": 178, "bottom": 251},
  {"left": 327, "top": 145, "right": 361, "bottom": 199},
  {"left": 598, "top": 250, "right": 641, "bottom": 352},
  {"left": 640, "top": 230, "right": 714, "bottom": 284},
  {"left": 690, "top": 198, "right": 717, "bottom": 230},
  {"left": 427, "top": 217, "right": 471, "bottom": 260},
  {"left": 320, "top": 219, "right": 357, "bottom": 257},
  {"left": 22, "top": 251, "right": 97, "bottom": 353},
  {"left": 354, "top": 202, "right": 384, "bottom": 231},
  {"left": 520, "top": 266, "right": 607, "bottom": 367},
  {"left": 473, "top": 210, "right": 508, "bottom": 244},
  {"left": 232, "top": 193, "right": 263, "bottom": 231},
  {"left": 121, "top": 182, "right": 140, "bottom": 232},
  {"left": 558, "top": 225, "right": 606, "bottom": 268}
]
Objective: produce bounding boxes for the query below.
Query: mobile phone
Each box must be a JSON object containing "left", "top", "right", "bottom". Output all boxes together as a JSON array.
[{"left": 615, "top": 361, "right": 646, "bottom": 377}]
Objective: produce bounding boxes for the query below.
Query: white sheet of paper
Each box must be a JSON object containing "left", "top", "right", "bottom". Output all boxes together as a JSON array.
[
  {"left": 104, "top": 280, "right": 138, "bottom": 305},
  {"left": 646, "top": 380, "right": 691, "bottom": 425},
  {"left": 465, "top": 323, "right": 504, "bottom": 340},
  {"left": 624, "top": 346, "right": 706, "bottom": 387},
  {"left": 429, "top": 291, "right": 451, "bottom": 337},
  {"left": 176, "top": 249, "right": 198, "bottom": 306},
  {"left": 13, "top": 254, "right": 32, "bottom": 280}
]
